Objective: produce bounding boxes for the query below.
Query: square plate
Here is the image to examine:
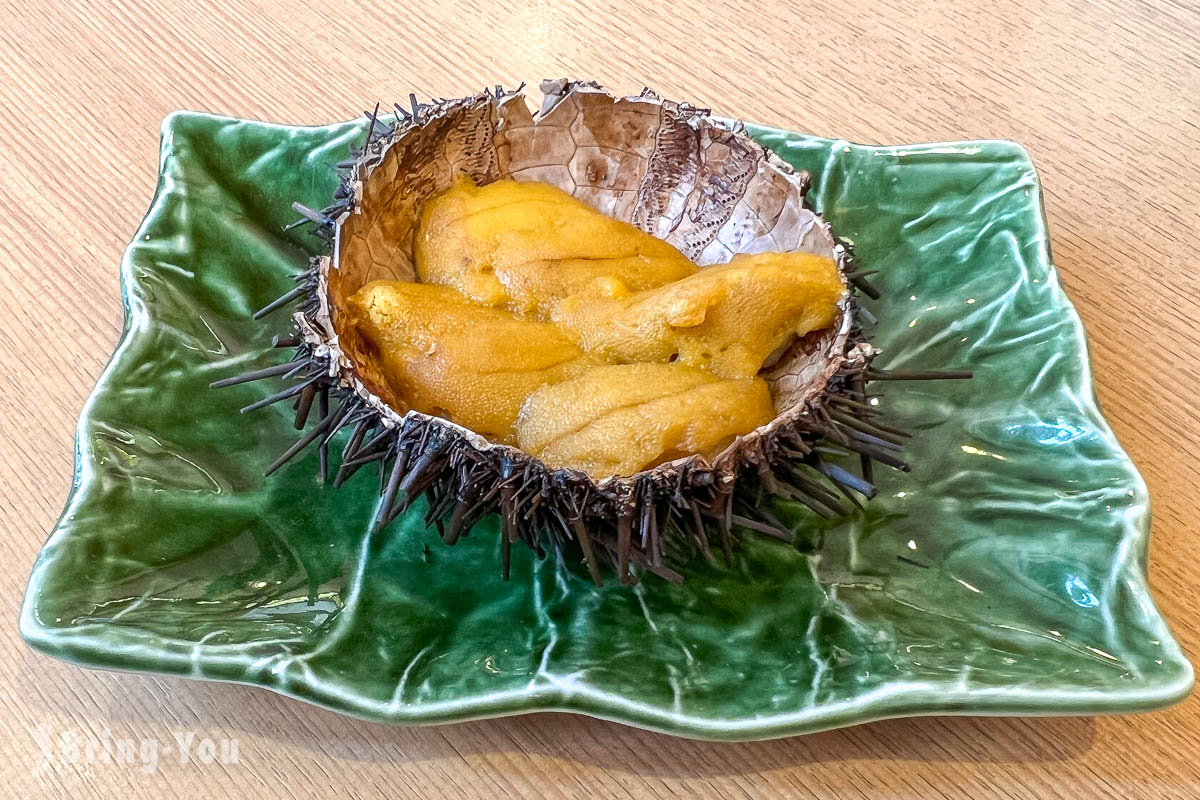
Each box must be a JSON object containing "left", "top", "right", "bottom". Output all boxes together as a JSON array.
[{"left": 20, "top": 112, "right": 1191, "bottom": 740}]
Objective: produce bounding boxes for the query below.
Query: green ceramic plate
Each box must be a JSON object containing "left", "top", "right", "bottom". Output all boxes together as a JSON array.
[{"left": 20, "top": 112, "right": 1191, "bottom": 740}]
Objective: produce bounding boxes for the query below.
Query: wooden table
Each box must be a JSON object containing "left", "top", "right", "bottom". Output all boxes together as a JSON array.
[{"left": 2, "top": 1, "right": 1197, "bottom": 797}]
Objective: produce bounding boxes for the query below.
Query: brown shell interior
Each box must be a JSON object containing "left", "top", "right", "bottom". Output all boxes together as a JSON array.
[{"left": 321, "top": 82, "right": 851, "bottom": 453}]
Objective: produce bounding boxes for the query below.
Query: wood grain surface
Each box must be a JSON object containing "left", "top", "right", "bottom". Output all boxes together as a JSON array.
[{"left": 2, "top": 1, "right": 1197, "bottom": 797}]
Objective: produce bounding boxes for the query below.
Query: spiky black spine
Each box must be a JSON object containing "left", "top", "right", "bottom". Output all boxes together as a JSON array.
[{"left": 214, "top": 91, "right": 970, "bottom": 586}]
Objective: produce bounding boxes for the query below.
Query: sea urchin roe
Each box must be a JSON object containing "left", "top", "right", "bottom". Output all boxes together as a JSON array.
[
  {"left": 550, "top": 251, "right": 843, "bottom": 378},
  {"left": 345, "top": 281, "right": 594, "bottom": 441},
  {"left": 350, "top": 180, "right": 845, "bottom": 479},
  {"left": 516, "top": 363, "right": 774, "bottom": 477},
  {"left": 414, "top": 177, "right": 697, "bottom": 317}
]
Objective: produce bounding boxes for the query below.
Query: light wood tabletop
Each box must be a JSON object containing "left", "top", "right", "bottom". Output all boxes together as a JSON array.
[{"left": 2, "top": 1, "right": 1197, "bottom": 797}]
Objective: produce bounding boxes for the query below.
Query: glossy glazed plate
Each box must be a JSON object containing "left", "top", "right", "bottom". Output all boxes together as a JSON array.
[{"left": 20, "top": 112, "right": 1191, "bottom": 740}]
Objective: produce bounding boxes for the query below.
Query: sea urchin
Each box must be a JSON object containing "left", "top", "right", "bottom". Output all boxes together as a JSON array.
[{"left": 213, "top": 80, "right": 969, "bottom": 585}]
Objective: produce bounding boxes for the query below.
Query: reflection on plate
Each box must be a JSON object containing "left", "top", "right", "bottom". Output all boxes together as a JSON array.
[{"left": 19, "top": 112, "right": 1191, "bottom": 740}]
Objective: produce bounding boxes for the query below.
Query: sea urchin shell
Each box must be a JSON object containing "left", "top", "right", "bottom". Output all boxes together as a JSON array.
[{"left": 214, "top": 80, "right": 969, "bottom": 585}]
